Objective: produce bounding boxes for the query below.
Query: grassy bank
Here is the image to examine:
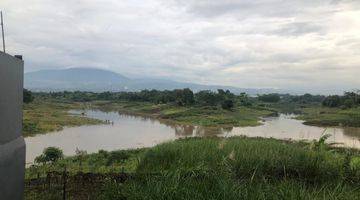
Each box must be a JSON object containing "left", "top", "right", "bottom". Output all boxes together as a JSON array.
[
  {"left": 23, "top": 99, "right": 104, "bottom": 137},
  {"left": 25, "top": 137, "right": 360, "bottom": 199},
  {"left": 92, "top": 101, "right": 276, "bottom": 127},
  {"left": 297, "top": 106, "right": 360, "bottom": 127}
]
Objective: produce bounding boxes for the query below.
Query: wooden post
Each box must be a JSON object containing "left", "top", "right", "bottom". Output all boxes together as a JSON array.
[{"left": 62, "top": 167, "right": 67, "bottom": 200}]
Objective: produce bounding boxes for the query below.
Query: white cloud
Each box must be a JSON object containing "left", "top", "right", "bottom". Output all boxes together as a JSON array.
[{"left": 1, "top": 0, "right": 360, "bottom": 94}]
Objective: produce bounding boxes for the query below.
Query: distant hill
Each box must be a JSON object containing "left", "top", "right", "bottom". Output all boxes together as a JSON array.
[{"left": 25, "top": 68, "right": 278, "bottom": 94}]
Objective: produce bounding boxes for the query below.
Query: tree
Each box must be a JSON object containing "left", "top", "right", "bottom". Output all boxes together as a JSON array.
[
  {"left": 258, "top": 94, "right": 280, "bottom": 103},
  {"left": 195, "top": 90, "right": 221, "bottom": 106},
  {"left": 23, "top": 89, "right": 34, "bottom": 103},
  {"left": 174, "top": 88, "right": 194, "bottom": 106},
  {"left": 343, "top": 99, "right": 354, "bottom": 109},
  {"left": 35, "top": 147, "right": 63, "bottom": 164},
  {"left": 221, "top": 99, "right": 234, "bottom": 110},
  {"left": 322, "top": 95, "right": 342, "bottom": 107}
]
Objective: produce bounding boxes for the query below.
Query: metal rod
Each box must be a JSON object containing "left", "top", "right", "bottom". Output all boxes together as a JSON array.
[{"left": 1, "top": 11, "right": 6, "bottom": 53}]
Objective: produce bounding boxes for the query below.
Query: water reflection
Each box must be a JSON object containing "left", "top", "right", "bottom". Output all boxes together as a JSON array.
[{"left": 25, "top": 110, "right": 360, "bottom": 164}]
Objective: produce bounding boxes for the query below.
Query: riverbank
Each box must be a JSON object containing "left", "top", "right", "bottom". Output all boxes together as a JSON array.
[
  {"left": 297, "top": 106, "right": 360, "bottom": 127},
  {"left": 23, "top": 97, "right": 360, "bottom": 138},
  {"left": 25, "top": 137, "right": 360, "bottom": 199},
  {"left": 23, "top": 99, "right": 104, "bottom": 137}
]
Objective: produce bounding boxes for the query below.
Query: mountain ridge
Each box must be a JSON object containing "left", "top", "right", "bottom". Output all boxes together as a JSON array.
[{"left": 25, "top": 68, "right": 278, "bottom": 94}]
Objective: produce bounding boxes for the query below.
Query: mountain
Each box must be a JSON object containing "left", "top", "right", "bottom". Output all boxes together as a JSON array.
[{"left": 25, "top": 68, "right": 278, "bottom": 94}]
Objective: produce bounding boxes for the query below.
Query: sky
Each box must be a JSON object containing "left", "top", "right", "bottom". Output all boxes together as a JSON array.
[{"left": 2, "top": 0, "right": 360, "bottom": 94}]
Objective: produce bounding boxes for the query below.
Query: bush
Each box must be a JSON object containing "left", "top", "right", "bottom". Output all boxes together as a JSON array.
[
  {"left": 23, "top": 89, "right": 34, "bottom": 103},
  {"left": 35, "top": 147, "right": 63, "bottom": 164}
]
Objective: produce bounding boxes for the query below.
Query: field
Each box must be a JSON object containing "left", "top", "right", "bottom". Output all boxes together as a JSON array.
[{"left": 25, "top": 137, "right": 360, "bottom": 199}]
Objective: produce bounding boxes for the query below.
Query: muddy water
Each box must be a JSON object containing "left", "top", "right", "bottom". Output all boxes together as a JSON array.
[{"left": 25, "top": 110, "right": 360, "bottom": 164}]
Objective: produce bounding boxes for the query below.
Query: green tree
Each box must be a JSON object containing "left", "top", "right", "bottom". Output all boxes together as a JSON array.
[
  {"left": 35, "top": 147, "right": 64, "bottom": 164},
  {"left": 23, "top": 89, "right": 34, "bottom": 103},
  {"left": 322, "top": 95, "right": 342, "bottom": 107},
  {"left": 221, "top": 99, "right": 234, "bottom": 110},
  {"left": 343, "top": 99, "right": 354, "bottom": 109},
  {"left": 258, "top": 94, "right": 280, "bottom": 103}
]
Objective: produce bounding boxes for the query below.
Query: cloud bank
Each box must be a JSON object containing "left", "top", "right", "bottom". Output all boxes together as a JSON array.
[{"left": 2, "top": 0, "right": 360, "bottom": 94}]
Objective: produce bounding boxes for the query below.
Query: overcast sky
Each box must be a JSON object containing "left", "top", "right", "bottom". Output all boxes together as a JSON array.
[{"left": 2, "top": 0, "right": 360, "bottom": 94}]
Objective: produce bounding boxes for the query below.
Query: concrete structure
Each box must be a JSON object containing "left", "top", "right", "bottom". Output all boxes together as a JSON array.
[{"left": 0, "top": 52, "right": 25, "bottom": 199}]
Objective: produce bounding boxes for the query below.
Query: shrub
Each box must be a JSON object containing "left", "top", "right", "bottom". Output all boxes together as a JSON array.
[{"left": 35, "top": 147, "right": 63, "bottom": 164}]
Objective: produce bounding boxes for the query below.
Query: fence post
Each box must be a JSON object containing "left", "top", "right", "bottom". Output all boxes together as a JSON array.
[{"left": 62, "top": 166, "right": 67, "bottom": 200}]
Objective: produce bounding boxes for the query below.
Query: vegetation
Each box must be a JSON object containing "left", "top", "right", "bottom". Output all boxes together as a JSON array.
[
  {"left": 23, "top": 89, "right": 34, "bottom": 103},
  {"left": 30, "top": 90, "right": 276, "bottom": 128},
  {"left": 36, "top": 88, "right": 236, "bottom": 107},
  {"left": 23, "top": 98, "right": 103, "bottom": 136},
  {"left": 322, "top": 91, "right": 360, "bottom": 109},
  {"left": 297, "top": 106, "right": 360, "bottom": 127},
  {"left": 23, "top": 89, "right": 360, "bottom": 138},
  {"left": 25, "top": 137, "right": 360, "bottom": 199},
  {"left": 258, "top": 93, "right": 281, "bottom": 103},
  {"left": 35, "top": 147, "right": 64, "bottom": 164}
]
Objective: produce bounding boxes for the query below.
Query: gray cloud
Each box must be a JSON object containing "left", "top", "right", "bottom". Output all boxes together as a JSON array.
[
  {"left": 272, "top": 22, "right": 325, "bottom": 36},
  {"left": 2, "top": 0, "right": 360, "bottom": 94}
]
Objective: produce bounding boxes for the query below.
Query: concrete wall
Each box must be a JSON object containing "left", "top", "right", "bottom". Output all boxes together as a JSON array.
[{"left": 0, "top": 52, "right": 25, "bottom": 200}]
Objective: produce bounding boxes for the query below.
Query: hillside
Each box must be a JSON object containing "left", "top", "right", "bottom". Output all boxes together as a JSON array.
[{"left": 25, "top": 68, "right": 277, "bottom": 94}]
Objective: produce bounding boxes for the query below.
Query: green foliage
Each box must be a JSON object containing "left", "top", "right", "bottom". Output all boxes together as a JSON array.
[
  {"left": 322, "top": 95, "right": 342, "bottom": 107},
  {"left": 221, "top": 99, "right": 234, "bottom": 110},
  {"left": 23, "top": 99, "right": 103, "bottom": 136},
  {"left": 258, "top": 93, "right": 280, "bottom": 103},
  {"left": 102, "top": 137, "right": 359, "bottom": 199},
  {"left": 344, "top": 99, "right": 355, "bottom": 108},
  {"left": 137, "top": 138, "right": 350, "bottom": 183},
  {"left": 310, "top": 133, "right": 332, "bottom": 151},
  {"left": 298, "top": 106, "right": 360, "bottom": 127},
  {"left": 26, "top": 137, "right": 360, "bottom": 199},
  {"left": 23, "top": 88, "right": 34, "bottom": 103},
  {"left": 350, "top": 157, "right": 360, "bottom": 171},
  {"left": 35, "top": 147, "right": 64, "bottom": 164},
  {"left": 322, "top": 91, "right": 360, "bottom": 108},
  {"left": 289, "top": 93, "right": 325, "bottom": 104},
  {"left": 106, "top": 150, "right": 131, "bottom": 166}
]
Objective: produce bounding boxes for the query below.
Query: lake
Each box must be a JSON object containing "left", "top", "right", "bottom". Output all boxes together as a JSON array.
[{"left": 25, "top": 109, "right": 360, "bottom": 164}]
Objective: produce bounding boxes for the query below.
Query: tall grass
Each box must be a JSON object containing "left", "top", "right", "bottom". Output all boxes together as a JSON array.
[
  {"left": 26, "top": 137, "right": 360, "bottom": 199},
  {"left": 137, "top": 137, "right": 350, "bottom": 182},
  {"left": 101, "top": 137, "right": 360, "bottom": 199}
]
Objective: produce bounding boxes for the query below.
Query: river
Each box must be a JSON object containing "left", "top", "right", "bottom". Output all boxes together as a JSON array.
[{"left": 25, "top": 109, "right": 360, "bottom": 164}]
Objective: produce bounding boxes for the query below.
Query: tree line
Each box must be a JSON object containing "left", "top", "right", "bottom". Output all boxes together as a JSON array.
[
  {"left": 34, "top": 89, "right": 238, "bottom": 110},
  {"left": 322, "top": 91, "right": 360, "bottom": 108},
  {"left": 26, "top": 88, "right": 360, "bottom": 109}
]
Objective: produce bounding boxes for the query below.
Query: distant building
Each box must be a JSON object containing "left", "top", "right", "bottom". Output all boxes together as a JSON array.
[{"left": 0, "top": 52, "right": 25, "bottom": 199}]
